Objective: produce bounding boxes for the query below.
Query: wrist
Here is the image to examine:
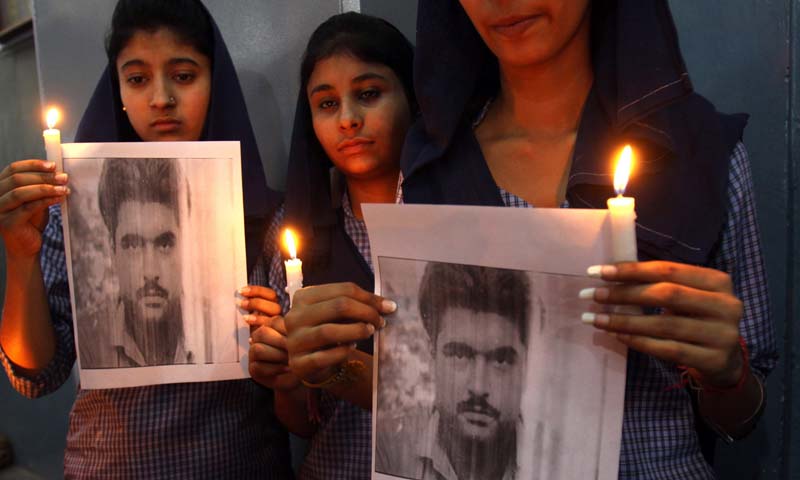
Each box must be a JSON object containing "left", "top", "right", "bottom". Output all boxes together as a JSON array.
[{"left": 690, "top": 337, "right": 750, "bottom": 394}]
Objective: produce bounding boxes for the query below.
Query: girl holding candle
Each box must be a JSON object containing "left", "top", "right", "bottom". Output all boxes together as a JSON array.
[
  {"left": 239, "top": 12, "right": 412, "bottom": 479},
  {"left": 0, "top": 0, "right": 291, "bottom": 478},
  {"left": 399, "top": 0, "right": 776, "bottom": 477}
]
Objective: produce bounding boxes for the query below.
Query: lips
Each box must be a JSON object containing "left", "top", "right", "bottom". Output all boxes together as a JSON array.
[
  {"left": 337, "top": 137, "right": 374, "bottom": 155},
  {"left": 492, "top": 14, "right": 542, "bottom": 37},
  {"left": 151, "top": 117, "right": 181, "bottom": 132}
]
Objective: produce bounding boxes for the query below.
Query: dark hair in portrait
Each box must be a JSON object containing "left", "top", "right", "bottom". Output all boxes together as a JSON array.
[
  {"left": 105, "top": 0, "right": 214, "bottom": 66},
  {"left": 418, "top": 262, "right": 531, "bottom": 346},
  {"left": 98, "top": 158, "right": 182, "bottom": 245},
  {"left": 299, "top": 11, "right": 416, "bottom": 111}
]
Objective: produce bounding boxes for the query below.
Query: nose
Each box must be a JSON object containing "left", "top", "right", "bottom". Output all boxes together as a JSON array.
[
  {"left": 142, "top": 245, "right": 159, "bottom": 278},
  {"left": 469, "top": 356, "right": 490, "bottom": 396},
  {"left": 338, "top": 99, "right": 363, "bottom": 132},
  {"left": 149, "top": 77, "right": 175, "bottom": 109}
]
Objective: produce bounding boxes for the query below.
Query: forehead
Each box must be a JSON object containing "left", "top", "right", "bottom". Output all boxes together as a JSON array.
[
  {"left": 116, "top": 27, "right": 209, "bottom": 68},
  {"left": 307, "top": 53, "right": 399, "bottom": 93},
  {"left": 435, "top": 306, "right": 525, "bottom": 351},
  {"left": 115, "top": 201, "right": 178, "bottom": 237}
]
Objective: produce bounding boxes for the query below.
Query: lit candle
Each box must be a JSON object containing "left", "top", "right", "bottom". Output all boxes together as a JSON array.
[
  {"left": 283, "top": 228, "right": 303, "bottom": 306},
  {"left": 42, "top": 108, "right": 62, "bottom": 169},
  {"left": 607, "top": 145, "right": 638, "bottom": 262}
]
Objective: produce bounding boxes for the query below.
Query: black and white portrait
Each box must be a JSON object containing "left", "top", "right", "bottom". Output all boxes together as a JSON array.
[
  {"left": 365, "top": 203, "right": 629, "bottom": 480},
  {"left": 373, "top": 257, "right": 626, "bottom": 480},
  {"left": 61, "top": 142, "right": 250, "bottom": 389}
]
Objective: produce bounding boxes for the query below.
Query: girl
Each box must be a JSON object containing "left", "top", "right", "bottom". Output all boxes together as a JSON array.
[
  {"left": 0, "top": 0, "right": 290, "bottom": 477},
  {"left": 241, "top": 12, "right": 414, "bottom": 479},
  {"left": 399, "top": 0, "right": 777, "bottom": 478}
]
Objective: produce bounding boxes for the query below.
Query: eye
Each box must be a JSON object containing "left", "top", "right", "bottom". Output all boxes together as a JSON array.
[
  {"left": 318, "top": 99, "right": 338, "bottom": 110},
  {"left": 126, "top": 74, "right": 147, "bottom": 86},
  {"left": 173, "top": 72, "right": 196, "bottom": 84},
  {"left": 358, "top": 89, "right": 381, "bottom": 102},
  {"left": 154, "top": 232, "right": 176, "bottom": 253},
  {"left": 120, "top": 234, "right": 145, "bottom": 250},
  {"left": 488, "top": 347, "right": 519, "bottom": 367},
  {"left": 441, "top": 342, "right": 476, "bottom": 360}
]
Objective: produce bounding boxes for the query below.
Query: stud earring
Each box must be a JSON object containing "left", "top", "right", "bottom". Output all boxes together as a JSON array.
[{"left": 122, "top": 105, "right": 127, "bottom": 111}]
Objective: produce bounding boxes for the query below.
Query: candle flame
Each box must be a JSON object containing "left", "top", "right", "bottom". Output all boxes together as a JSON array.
[
  {"left": 613, "top": 145, "right": 634, "bottom": 195},
  {"left": 283, "top": 228, "right": 298, "bottom": 259},
  {"left": 45, "top": 108, "right": 60, "bottom": 130}
]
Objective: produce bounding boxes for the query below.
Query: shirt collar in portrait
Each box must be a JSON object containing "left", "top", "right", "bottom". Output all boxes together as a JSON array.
[{"left": 110, "top": 300, "right": 193, "bottom": 368}]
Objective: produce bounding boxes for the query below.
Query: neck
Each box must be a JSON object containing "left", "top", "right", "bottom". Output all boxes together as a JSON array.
[
  {"left": 493, "top": 13, "right": 593, "bottom": 140},
  {"left": 345, "top": 169, "right": 399, "bottom": 219},
  {"left": 124, "top": 301, "right": 182, "bottom": 365},
  {"left": 440, "top": 418, "right": 516, "bottom": 480}
]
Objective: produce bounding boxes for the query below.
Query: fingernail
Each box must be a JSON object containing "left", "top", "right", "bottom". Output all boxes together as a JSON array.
[
  {"left": 239, "top": 286, "right": 251, "bottom": 295},
  {"left": 55, "top": 173, "right": 68, "bottom": 184},
  {"left": 243, "top": 314, "right": 257, "bottom": 324},
  {"left": 382, "top": 299, "right": 397, "bottom": 313},
  {"left": 579, "top": 288, "right": 595, "bottom": 299},
  {"left": 366, "top": 324, "right": 375, "bottom": 335},
  {"left": 44, "top": 161, "right": 55, "bottom": 169},
  {"left": 380, "top": 316, "right": 387, "bottom": 329},
  {"left": 587, "top": 265, "right": 618, "bottom": 278},
  {"left": 237, "top": 299, "right": 249, "bottom": 309},
  {"left": 54, "top": 186, "right": 67, "bottom": 194},
  {"left": 248, "top": 337, "right": 253, "bottom": 344},
  {"left": 582, "top": 312, "right": 610, "bottom": 327}
]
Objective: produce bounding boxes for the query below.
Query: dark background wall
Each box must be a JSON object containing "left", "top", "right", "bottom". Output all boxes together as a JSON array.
[{"left": 0, "top": 1, "right": 796, "bottom": 478}]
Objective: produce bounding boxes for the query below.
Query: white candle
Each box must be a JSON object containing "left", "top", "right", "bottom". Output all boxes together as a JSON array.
[
  {"left": 607, "top": 145, "right": 638, "bottom": 262},
  {"left": 43, "top": 108, "right": 62, "bottom": 169},
  {"left": 283, "top": 228, "right": 303, "bottom": 306}
]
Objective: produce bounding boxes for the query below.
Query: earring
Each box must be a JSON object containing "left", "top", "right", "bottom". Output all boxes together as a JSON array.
[
  {"left": 122, "top": 105, "right": 126, "bottom": 111},
  {"left": 168, "top": 96, "right": 176, "bottom": 105}
]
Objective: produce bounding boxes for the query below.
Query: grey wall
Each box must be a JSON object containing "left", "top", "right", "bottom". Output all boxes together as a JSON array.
[
  {"left": 668, "top": 1, "right": 796, "bottom": 477},
  {"left": 0, "top": 31, "right": 75, "bottom": 480}
]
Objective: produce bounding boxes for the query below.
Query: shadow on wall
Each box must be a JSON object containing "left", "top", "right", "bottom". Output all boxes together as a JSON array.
[{"left": 237, "top": 69, "right": 289, "bottom": 191}]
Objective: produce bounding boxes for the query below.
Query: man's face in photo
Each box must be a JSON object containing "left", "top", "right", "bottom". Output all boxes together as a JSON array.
[
  {"left": 113, "top": 200, "right": 182, "bottom": 325},
  {"left": 433, "top": 306, "right": 526, "bottom": 443}
]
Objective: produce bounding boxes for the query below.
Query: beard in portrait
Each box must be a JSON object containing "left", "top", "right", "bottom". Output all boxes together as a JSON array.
[
  {"left": 417, "top": 262, "right": 530, "bottom": 480},
  {"left": 96, "top": 157, "right": 192, "bottom": 367}
]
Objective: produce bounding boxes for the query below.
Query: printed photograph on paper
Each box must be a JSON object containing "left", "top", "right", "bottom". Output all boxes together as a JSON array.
[{"left": 59, "top": 142, "right": 249, "bottom": 388}]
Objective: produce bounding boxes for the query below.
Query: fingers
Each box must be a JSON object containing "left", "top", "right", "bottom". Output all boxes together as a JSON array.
[
  {"left": 0, "top": 183, "right": 69, "bottom": 214},
  {"left": 293, "top": 282, "right": 396, "bottom": 315},
  {"left": 288, "top": 295, "right": 387, "bottom": 332},
  {"left": 581, "top": 311, "right": 740, "bottom": 347},
  {"left": 611, "top": 333, "right": 730, "bottom": 372},
  {"left": 251, "top": 324, "right": 288, "bottom": 351},
  {"left": 587, "top": 261, "right": 734, "bottom": 294},
  {"left": 244, "top": 314, "right": 287, "bottom": 335},
  {"left": 239, "top": 285, "right": 278, "bottom": 301},
  {"left": 0, "top": 160, "right": 56, "bottom": 181},
  {"left": 579, "top": 283, "right": 741, "bottom": 319},
  {"left": 287, "top": 322, "right": 375, "bottom": 354},
  {"left": 288, "top": 344, "right": 354, "bottom": 380}
]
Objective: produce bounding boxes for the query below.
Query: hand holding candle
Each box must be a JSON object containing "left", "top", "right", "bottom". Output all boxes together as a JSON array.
[{"left": 283, "top": 228, "right": 303, "bottom": 306}]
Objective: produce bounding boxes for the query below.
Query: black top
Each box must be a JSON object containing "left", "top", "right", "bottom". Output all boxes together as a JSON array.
[
  {"left": 402, "top": 0, "right": 747, "bottom": 265},
  {"left": 74, "top": 0, "right": 281, "bottom": 273}
]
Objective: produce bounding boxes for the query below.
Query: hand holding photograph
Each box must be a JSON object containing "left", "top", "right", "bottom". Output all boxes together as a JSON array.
[
  {"left": 365, "top": 204, "right": 627, "bottom": 480},
  {"left": 59, "top": 141, "right": 249, "bottom": 389}
]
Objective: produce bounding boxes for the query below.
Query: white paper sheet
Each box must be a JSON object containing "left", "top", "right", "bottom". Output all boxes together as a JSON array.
[
  {"left": 59, "top": 141, "right": 249, "bottom": 389},
  {"left": 364, "top": 204, "right": 627, "bottom": 480}
]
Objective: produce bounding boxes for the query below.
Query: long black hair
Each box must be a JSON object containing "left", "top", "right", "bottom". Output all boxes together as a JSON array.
[
  {"left": 299, "top": 12, "right": 416, "bottom": 112},
  {"left": 105, "top": 0, "right": 214, "bottom": 66}
]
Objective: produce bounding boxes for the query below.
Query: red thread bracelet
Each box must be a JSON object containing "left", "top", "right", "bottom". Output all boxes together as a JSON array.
[{"left": 667, "top": 336, "right": 750, "bottom": 393}]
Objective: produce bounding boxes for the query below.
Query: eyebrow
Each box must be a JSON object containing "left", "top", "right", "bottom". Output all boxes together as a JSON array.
[
  {"left": 119, "top": 57, "right": 200, "bottom": 70},
  {"left": 307, "top": 72, "right": 389, "bottom": 96}
]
